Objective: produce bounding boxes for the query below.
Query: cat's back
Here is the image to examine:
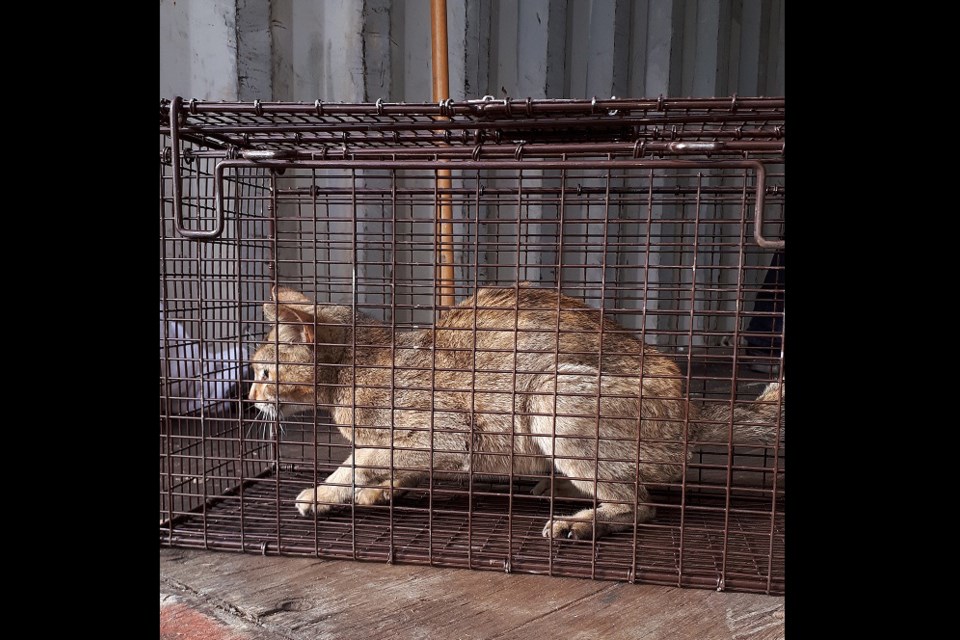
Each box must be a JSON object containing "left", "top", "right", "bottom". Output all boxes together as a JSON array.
[
  {"left": 437, "top": 285, "right": 593, "bottom": 330},
  {"left": 435, "top": 286, "right": 676, "bottom": 377},
  {"left": 433, "top": 286, "right": 628, "bottom": 361}
]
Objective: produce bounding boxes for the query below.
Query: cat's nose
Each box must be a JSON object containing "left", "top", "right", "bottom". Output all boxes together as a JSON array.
[{"left": 248, "top": 384, "right": 260, "bottom": 401}]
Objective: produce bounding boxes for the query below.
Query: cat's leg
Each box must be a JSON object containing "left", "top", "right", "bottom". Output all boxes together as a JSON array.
[
  {"left": 298, "top": 444, "right": 461, "bottom": 513},
  {"left": 295, "top": 448, "right": 389, "bottom": 516},
  {"left": 534, "top": 433, "right": 655, "bottom": 539},
  {"left": 351, "top": 422, "right": 472, "bottom": 505},
  {"left": 528, "top": 396, "right": 656, "bottom": 540},
  {"left": 528, "top": 374, "right": 681, "bottom": 540},
  {"left": 353, "top": 441, "right": 470, "bottom": 505},
  {"left": 540, "top": 477, "right": 654, "bottom": 540},
  {"left": 354, "top": 473, "right": 421, "bottom": 506},
  {"left": 530, "top": 477, "right": 583, "bottom": 498}
]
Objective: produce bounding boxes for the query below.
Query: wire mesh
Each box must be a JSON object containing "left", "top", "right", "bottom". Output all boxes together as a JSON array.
[{"left": 160, "top": 97, "right": 785, "bottom": 595}]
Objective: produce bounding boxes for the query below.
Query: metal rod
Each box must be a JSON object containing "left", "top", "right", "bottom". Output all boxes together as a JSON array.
[
  {"left": 161, "top": 96, "right": 784, "bottom": 116},
  {"left": 431, "top": 0, "right": 455, "bottom": 308}
]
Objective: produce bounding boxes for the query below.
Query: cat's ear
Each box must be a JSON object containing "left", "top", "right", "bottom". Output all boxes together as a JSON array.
[
  {"left": 264, "top": 287, "right": 314, "bottom": 322},
  {"left": 274, "top": 304, "right": 315, "bottom": 344},
  {"left": 272, "top": 286, "right": 312, "bottom": 305},
  {"left": 267, "top": 286, "right": 317, "bottom": 321}
]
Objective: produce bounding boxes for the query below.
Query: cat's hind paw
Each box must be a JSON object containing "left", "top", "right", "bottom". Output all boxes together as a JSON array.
[{"left": 541, "top": 517, "right": 597, "bottom": 540}]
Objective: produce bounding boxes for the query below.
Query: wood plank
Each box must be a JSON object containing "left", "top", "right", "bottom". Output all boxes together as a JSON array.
[
  {"left": 162, "top": 548, "right": 606, "bottom": 639},
  {"left": 289, "top": 564, "right": 608, "bottom": 639},
  {"left": 494, "top": 582, "right": 784, "bottom": 640},
  {"left": 161, "top": 549, "right": 783, "bottom": 640},
  {"left": 161, "top": 590, "right": 290, "bottom": 640},
  {"left": 161, "top": 550, "right": 333, "bottom": 619}
]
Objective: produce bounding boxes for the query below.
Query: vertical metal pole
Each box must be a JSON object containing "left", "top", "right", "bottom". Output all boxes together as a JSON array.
[{"left": 431, "top": 0, "right": 455, "bottom": 308}]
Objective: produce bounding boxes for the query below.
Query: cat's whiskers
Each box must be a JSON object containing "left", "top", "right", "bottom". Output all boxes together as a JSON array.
[
  {"left": 250, "top": 403, "right": 286, "bottom": 442},
  {"left": 261, "top": 409, "right": 271, "bottom": 441},
  {"left": 246, "top": 406, "right": 270, "bottom": 442}
]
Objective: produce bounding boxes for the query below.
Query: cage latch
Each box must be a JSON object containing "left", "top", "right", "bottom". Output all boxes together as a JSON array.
[
  {"left": 754, "top": 170, "right": 784, "bottom": 250},
  {"left": 168, "top": 96, "right": 226, "bottom": 239}
]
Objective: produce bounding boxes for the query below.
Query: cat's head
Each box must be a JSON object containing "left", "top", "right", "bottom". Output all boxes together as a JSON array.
[{"left": 248, "top": 286, "right": 348, "bottom": 418}]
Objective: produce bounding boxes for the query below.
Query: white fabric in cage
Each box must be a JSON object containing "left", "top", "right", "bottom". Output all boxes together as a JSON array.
[{"left": 160, "top": 304, "right": 248, "bottom": 416}]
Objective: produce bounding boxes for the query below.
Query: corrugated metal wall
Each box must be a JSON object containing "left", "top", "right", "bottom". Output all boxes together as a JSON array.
[
  {"left": 160, "top": 0, "right": 784, "bottom": 345},
  {"left": 160, "top": 0, "right": 784, "bottom": 103}
]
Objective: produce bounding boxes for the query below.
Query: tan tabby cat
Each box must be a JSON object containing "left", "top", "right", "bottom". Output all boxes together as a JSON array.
[{"left": 250, "top": 285, "right": 784, "bottom": 540}]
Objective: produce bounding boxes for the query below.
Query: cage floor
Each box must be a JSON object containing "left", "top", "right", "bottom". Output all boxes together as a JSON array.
[{"left": 160, "top": 468, "right": 784, "bottom": 596}]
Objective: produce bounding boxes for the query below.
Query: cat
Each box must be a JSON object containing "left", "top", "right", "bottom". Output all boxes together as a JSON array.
[{"left": 249, "top": 285, "right": 784, "bottom": 540}]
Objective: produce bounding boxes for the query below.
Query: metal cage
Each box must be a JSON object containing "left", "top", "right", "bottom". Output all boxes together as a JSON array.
[{"left": 159, "top": 96, "right": 785, "bottom": 595}]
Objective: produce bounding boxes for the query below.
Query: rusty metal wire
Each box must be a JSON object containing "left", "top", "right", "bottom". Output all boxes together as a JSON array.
[{"left": 160, "top": 97, "right": 785, "bottom": 595}]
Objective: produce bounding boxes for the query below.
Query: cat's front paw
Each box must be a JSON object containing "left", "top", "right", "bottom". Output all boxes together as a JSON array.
[
  {"left": 541, "top": 517, "right": 596, "bottom": 540},
  {"left": 355, "top": 485, "right": 409, "bottom": 505},
  {"left": 295, "top": 487, "right": 333, "bottom": 517},
  {"left": 354, "top": 486, "right": 390, "bottom": 506}
]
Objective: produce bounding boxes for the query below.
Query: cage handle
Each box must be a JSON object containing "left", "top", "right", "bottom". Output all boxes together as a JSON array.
[
  {"left": 753, "top": 164, "right": 784, "bottom": 249},
  {"left": 206, "top": 156, "right": 779, "bottom": 249},
  {"left": 168, "top": 96, "right": 226, "bottom": 239}
]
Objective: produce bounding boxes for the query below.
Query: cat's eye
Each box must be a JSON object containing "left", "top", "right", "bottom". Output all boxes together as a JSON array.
[{"left": 260, "top": 370, "right": 270, "bottom": 381}]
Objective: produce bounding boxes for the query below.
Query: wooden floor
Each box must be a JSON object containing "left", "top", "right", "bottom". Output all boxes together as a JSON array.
[{"left": 160, "top": 549, "right": 784, "bottom": 640}]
